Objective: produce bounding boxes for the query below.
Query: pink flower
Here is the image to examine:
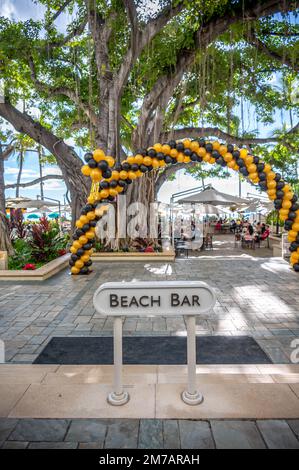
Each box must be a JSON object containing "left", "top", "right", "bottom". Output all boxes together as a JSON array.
[{"left": 144, "top": 246, "right": 154, "bottom": 253}]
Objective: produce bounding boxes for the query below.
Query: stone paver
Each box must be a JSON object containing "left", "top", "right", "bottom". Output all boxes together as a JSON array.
[
  {"left": 138, "top": 419, "right": 163, "bottom": 449},
  {"left": 257, "top": 420, "right": 299, "bottom": 449},
  {"left": 0, "top": 251, "right": 298, "bottom": 364},
  {"left": 178, "top": 420, "right": 215, "bottom": 449},
  {"left": 104, "top": 419, "right": 139, "bottom": 449},
  {"left": 210, "top": 420, "right": 266, "bottom": 449},
  {"left": 65, "top": 419, "right": 106, "bottom": 444},
  {"left": 0, "top": 418, "right": 298, "bottom": 448},
  {"left": 163, "top": 420, "right": 180, "bottom": 448},
  {"left": 8, "top": 418, "right": 69, "bottom": 442}
]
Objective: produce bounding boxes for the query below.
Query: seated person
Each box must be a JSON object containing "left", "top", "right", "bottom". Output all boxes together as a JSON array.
[
  {"left": 261, "top": 225, "right": 270, "bottom": 240},
  {"left": 215, "top": 221, "right": 222, "bottom": 231}
]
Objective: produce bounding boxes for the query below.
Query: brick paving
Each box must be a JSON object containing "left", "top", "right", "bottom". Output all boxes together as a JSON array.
[
  {"left": 0, "top": 251, "right": 298, "bottom": 363},
  {"left": 0, "top": 418, "right": 299, "bottom": 449}
]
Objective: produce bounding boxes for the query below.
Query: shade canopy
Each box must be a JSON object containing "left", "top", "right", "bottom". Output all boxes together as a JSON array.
[
  {"left": 197, "top": 204, "right": 223, "bottom": 215},
  {"left": 15, "top": 198, "right": 57, "bottom": 209},
  {"left": 5, "top": 197, "right": 32, "bottom": 209},
  {"left": 27, "top": 214, "right": 39, "bottom": 219},
  {"left": 177, "top": 187, "right": 249, "bottom": 206}
]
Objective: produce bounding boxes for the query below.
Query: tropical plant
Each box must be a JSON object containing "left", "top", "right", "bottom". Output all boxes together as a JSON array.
[{"left": 9, "top": 208, "right": 28, "bottom": 239}]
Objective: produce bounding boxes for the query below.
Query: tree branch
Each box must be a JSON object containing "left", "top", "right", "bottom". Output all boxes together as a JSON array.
[
  {"left": 46, "top": 16, "right": 88, "bottom": 50},
  {"left": 5, "top": 174, "right": 64, "bottom": 190},
  {"left": 160, "top": 126, "right": 289, "bottom": 146},
  {"left": 28, "top": 56, "right": 99, "bottom": 127},
  {"left": 134, "top": 0, "right": 296, "bottom": 149},
  {"left": 248, "top": 30, "right": 299, "bottom": 72},
  {"left": 47, "top": 0, "right": 73, "bottom": 24}
]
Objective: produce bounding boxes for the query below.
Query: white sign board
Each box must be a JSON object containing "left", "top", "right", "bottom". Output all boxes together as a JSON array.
[{"left": 93, "top": 280, "right": 216, "bottom": 316}]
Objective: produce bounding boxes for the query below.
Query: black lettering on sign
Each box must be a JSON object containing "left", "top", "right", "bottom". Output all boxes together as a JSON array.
[
  {"left": 192, "top": 295, "right": 200, "bottom": 306},
  {"left": 129, "top": 296, "right": 139, "bottom": 307},
  {"left": 121, "top": 296, "right": 128, "bottom": 307},
  {"left": 139, "top": 296, "right": 149, "bottom": 307},
  {"left": 151, "top": 296, "right": 161, "bottom": 307},
  {"left": 181, "top": 295, "right": 191, "bottom": 306},
  {"left": 171, "top": 293, "right": 180, "bottom": 306},
  {"left": 110, "top": 294, "right": 119, "bottom": 307}
]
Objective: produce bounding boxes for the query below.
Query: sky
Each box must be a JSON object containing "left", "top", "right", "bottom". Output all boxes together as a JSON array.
[{"left": 1, "top": 0, "right": 296, "bottom": 207}]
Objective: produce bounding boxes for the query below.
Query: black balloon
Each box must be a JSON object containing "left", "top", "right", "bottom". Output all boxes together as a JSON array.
[
  {"left": 88, "top": 159, "right": 97, "bottom": 168},
  {"left": 232, "top": 150, "right": 240, "bottom": 159},
  {"left": 84, "top": 152, "right": 93, "bottom": 162},
  {"left": 147, "top": 148, "right": 156, "bottom": 158},
  {"left": 227, "top": 144, "right": 234, "bottom": 153},
  {"left": 176, "top": 142, "right": 184, "bottom": 152},
  {"left": 98, "top": 160, "right": 109, "bottom": 171}
]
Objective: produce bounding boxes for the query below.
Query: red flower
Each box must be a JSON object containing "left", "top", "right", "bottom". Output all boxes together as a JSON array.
[
  {"left": 23, "top": 263, "right": 36, "bottom": 270},
  {"left": 58, "top": 249, "right": 67, "bottom": 256},
  {"left": 144, "top": 246, "right": 154, "bottom": 253}
]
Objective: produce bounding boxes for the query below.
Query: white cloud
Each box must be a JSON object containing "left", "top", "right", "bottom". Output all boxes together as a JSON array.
[{"left": 1, "top": 0, "right": 16, "bottom": 19}]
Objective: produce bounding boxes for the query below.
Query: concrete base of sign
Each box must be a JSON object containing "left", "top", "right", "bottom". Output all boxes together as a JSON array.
[
  {"left": 107, "top": 391, "right": 130, "bottom": 406},
  {"left": 2, "top": 364, "right": 299, "bottom": 419},
  {"left": 181, "top": 390, "right": 204, "bottom": 406}
]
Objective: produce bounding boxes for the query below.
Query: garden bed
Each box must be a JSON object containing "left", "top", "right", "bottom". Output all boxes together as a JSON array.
[
  {"left": 0, "top": 253, "right": 70, "bottom": 281},
  {"left": 92, "top": 249, "right": 175, "bottom": 262}
]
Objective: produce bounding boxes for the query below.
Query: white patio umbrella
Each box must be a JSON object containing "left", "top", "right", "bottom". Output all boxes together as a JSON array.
[
  {"left": 177, "top": 187, "right": 249, "bottom": 206},
  {"left": 27, "top": 206, "right": 52, "bottom": 214},
  {"left": 15, "top": 198, "right": 57, "bottom": 209},
  {"left": 196, "top": 203, "right": 222, "bottom": 215},
  {"left": 5, "top": 196, "right": 32, "bottom": 209}
]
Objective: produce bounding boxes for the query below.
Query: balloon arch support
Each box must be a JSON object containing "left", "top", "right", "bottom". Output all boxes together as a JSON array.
[{"left": 69, "top": 138, "right": 299, "bottom": 274}]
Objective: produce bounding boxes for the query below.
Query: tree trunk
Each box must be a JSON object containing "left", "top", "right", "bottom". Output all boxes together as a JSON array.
[
  {"left": 0, "top": 101, "right": 89, "bottom": 227},
  {"left": 15, "top": 148, "right": 24, "bottom": 198},
  {"left": 0, "top": 143, "right": 13, "bottom": 254}
]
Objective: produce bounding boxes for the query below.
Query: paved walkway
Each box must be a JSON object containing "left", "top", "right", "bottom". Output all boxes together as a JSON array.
[
  {"left": 0, "top": 248, "right": 298, "bottom": 363},
  {"left": 1, "top": 417, "right": 299, "bottom": 449}
]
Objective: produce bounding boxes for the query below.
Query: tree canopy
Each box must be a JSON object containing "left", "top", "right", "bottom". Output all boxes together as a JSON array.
[{"left": 0, "top": 0, "right": 298, "bottom": 222}]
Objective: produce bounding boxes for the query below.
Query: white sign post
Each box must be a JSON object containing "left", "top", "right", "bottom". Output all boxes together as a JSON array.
[{"left": 93, "top": 280, "right": 216, "bottom": 406}]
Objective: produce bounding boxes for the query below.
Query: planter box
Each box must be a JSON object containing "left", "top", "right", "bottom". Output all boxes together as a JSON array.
[
  {"left": 92, "top": 250, "right": 175, "bottom": 262},
  {"left": 0, "top": 253, "right": 70, "bottom": 281},
  {"left": 0, "top": 251, "right": 8, "bottom": 270}
]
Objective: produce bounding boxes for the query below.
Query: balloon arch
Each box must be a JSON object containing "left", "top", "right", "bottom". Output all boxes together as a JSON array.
[{"left": 69, "top": 138, "right": 299, "bottom": 274}]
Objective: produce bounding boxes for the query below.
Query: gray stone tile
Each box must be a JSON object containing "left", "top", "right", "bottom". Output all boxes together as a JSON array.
[
  {"left": 287, "top": 420, "right": 299, "bottom": 438},
  {"left": 105, "top": 419, "right": 139, "bottom": 449},
  {"left": 0, "top": 418, "right": 18, "bottom": 441},
  {"left": 179, "top": 420, "right": 215, "bottom": 449},
  {"left": 163, "top": 420, "right": 180, "bottom": 449},
  {"left": 2, "top": 441, "right": 29, "bottom": 449},
  {"left": 138, "top": 419, "right": 163, "bottom": 449},
  {"left": 9, "top": 419, "right": 69, "bottom": 442},
  {"left": 65, "top": 419, "right": 106, "bottom": 444},
  {"left": 28, "top": 442, "right": 78, "bottom": 449},
  {"left": 211, "top": 420, "right": 266, "bottom": 449},
  {"left": 79, "top": 441, "right": 107, "bottom": 449},
  {"left": 257, "top": 420, "right": 299, "bottom": 449}
]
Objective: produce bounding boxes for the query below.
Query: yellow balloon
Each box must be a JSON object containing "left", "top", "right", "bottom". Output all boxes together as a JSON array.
[
  {"left": 197, "top": 147, "right": 206, "bottom": 157},
  {"left": 153, "top": 143, "right": 163, "bottom": 152},
  {"left": 292, "top": 223, "right": 299, "bottom": 232},
  {"left": 282, "top": 200, "right": 292, "bottom": 209},
  {"left": 81, "top": 165, "right": 91, "bottom": 176},
  {"left": 86, "top": 230, "right": 95, "bottom": 240},
  {"left": 73, "top": 240, "right": 82, "bottom": 250},
  {"left": 71, "top": 266, "right": 80, "bottom": 274},
  {"left": 76, "top": 220, "right": 83, "bottom": 228},
  {"left": 267, "top": 180, "right": 277, "bottom": 189},
  {"left": 93, "top": 149, "right": 105, "bottom": 162},
  {"left": 90, "top": 169, "right": 102, "bottom": 182},
  {"left": 288, "top": 230, "right": 298, "bottom": 239},
  {"left": 75, "top": 260, "right": 84, "bottom": 269},
  {"left": 79, "top": 236, "right": 88, "bottom": 245},
  {"left": 239, "top": 148, "right": 248, "bottom": 159}
]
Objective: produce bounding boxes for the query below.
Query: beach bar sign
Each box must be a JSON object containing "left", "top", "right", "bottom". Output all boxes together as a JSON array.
[{"left": 93, "top": 280, "right": 216, "bottom": 317}]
